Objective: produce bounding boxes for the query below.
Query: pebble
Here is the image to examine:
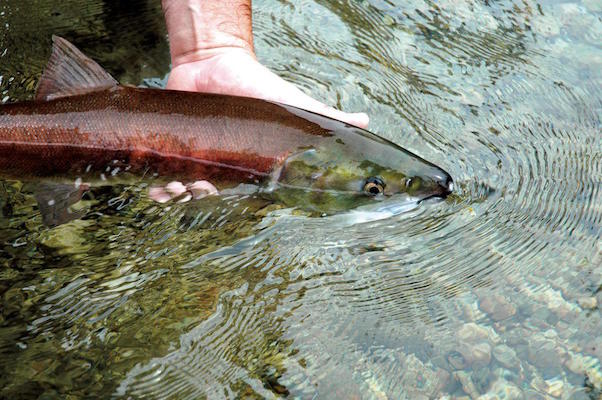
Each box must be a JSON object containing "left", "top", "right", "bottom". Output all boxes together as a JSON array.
[
  {"left": 564, "top": 352, "right": 599, "bottom": 375},
  {"left": 401, "top": 354, "right": 451, "bottom": 398},
  {"left": 479, "top": 294, "right": 516, "bottom": 321},
  {"left": 527, "top": 338, "right": 563, "bottom": 369},
  {"left": 382, "top": 15, "right": 395, "bottom": 26},
  {"left": 577, "top": 297, "right": 597, "bottom": 310},
  {"left": 458, "top": 342, "right": 492, "bottom": 368},
  {"left": 544, "top": 377, "right": 564, "bottom": 397},
  {"left": 454, "top": 371, "right": 479, "bottom": 399},
  {"left": 586, "top": 367, "right": 602, "bottom": 390},
  {"left": 365, "top": 376, "right": 388, "bottom": 400},
  {"left": 472, "top": 367, "right": 491, "bottom": 393},
  {"left": 478, "top": 377, "right": 523, "bottom": 400},
  {"left": 447, "top": 350, "right": 468, "bottom": 370},
  {"left": 457, "top": 322, "right": 490, "bottom": 342},
  {"left": 492, "top": 344, "right": 520, "bottom": 369},
  {"left": 254, "top": 204, "right": 284, "bottom": 217},
  {"left": 535, "top": 288, "right": 578, "bottom": 321}
]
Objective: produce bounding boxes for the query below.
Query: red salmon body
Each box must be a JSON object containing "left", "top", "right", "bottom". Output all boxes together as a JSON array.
[{"left": 0, "top": 86, "right": 326, "bottom": 184}]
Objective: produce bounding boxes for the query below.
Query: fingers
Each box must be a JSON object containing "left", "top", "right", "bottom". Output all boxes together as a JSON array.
[
  {"left": 148, "top": 187, "right": 173, "bottom": 203},
  {"left": 148, "top": 181, "right": 219, "bottom": 203},
  {"left": 282, "top": 94, "right": 370, "bottom": 129},
  {"left": 305, "top": 103, "right": 370, "bottom": 129},
  {"left": 187, "top": 180, "right": 219, "bottom": 197}
]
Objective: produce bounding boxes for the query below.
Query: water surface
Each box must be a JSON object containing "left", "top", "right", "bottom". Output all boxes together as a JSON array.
[{"left": 1, "top": 0, "right": 600, "bottom": 398}]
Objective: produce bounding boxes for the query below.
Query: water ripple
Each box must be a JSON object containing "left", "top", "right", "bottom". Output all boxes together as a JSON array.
[{"left": 0, "top": 0, "right": 600, "bottom": 398}]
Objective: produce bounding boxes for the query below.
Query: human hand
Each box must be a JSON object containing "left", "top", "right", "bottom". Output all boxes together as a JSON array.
[{"left": 166, "top": 47, "right": 369, "bottom": 129}]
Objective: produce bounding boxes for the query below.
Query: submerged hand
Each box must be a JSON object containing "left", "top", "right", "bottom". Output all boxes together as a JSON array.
[{"left": 166, "top": 48, "right": 369, "bottom": 129}]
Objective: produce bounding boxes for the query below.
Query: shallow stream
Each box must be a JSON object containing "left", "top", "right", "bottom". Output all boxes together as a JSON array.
[{"left": 0, "top": 0, "right": 600, "bottom": 398}]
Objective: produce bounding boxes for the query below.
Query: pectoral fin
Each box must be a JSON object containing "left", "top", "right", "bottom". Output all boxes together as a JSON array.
[
  {"left": 35, "top": 35, "right": 118, "bottom": 101},
  {"left": 31, "top": 182, "right": 89, "bottom": 227}
]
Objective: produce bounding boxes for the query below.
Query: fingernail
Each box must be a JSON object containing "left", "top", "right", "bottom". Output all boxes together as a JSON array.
[{"left": 349, "top": 112, "right": 369, "bottom": 128}]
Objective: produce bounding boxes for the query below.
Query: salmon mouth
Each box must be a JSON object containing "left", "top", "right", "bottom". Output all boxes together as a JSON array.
[
  {"left": 442, "top": 175, "right": 454, "bottom": 196},
  {"left": 426, "top": 172, "right": 454, "bottom": 201}
]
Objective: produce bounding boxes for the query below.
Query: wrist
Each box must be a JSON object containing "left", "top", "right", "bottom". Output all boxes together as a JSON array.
[{"left": 162, "top": 0, "right": 254, "bottom": 67}]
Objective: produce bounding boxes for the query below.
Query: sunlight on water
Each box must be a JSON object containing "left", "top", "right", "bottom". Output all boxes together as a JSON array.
[{"left": 1, "top": 0, "right": 601, "bottom": 398}]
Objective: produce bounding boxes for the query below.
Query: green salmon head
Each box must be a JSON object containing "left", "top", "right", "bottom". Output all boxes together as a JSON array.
[{"left": 271, "top": 128, "right": 453, "bottom": 213}]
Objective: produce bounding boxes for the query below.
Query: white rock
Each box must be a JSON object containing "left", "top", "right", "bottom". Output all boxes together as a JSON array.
[
  {"left": 543, "top": 377, "right": 564, "bottom": 398},
  {"left": 577, "top": 296, "right": 597, "bottom": 309},
  {"left": 478, "top": 377, "right": 523, "bottom": 400}
]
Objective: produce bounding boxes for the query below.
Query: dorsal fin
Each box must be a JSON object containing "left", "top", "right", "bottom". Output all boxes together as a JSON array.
[{"left": 35, "top": 35, "right": 118, "bottom": 101}]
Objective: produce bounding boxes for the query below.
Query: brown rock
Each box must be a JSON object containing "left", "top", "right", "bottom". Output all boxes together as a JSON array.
[
  {"left": 457, "top": 322, "right": 490, "bottom": 342},
  {"left": 492, "top": 344, "right": 520, "bottom": 369},
  {"left": 479, "top": 295, "right": 516, "bottom": 321},
  {"left": 577, "top": 296, "right": 597, "bottom": 309},
  {"left": 527, "top": 338, "right": 563, "bottom": 369},
  {"left": 458, "top": 342, "right": 492, "bottom": 368}
]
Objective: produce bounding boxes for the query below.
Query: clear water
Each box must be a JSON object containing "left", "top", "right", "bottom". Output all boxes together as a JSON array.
[{"left": 1, "top": 0, "right": 600, "bottom": 398}]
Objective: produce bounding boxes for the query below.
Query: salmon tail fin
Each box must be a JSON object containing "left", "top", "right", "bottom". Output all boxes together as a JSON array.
[{"left": 35, "top": 35, "right": 118, "bottom": 101}]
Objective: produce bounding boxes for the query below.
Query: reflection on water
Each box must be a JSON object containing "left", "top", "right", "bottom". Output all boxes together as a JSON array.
[{"left": 1, "top": 0, "right": 601, "bottom": 398}]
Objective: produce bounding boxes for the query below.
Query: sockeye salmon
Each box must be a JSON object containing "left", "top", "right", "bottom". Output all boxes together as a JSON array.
[{"left": 0, "top": 36, "right": 453, "bottom": 223}]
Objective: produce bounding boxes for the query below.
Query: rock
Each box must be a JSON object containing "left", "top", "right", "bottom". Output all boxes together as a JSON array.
[
  {"left": 504, "top": 328, "right": 529, "bottom": 347},
  {"left": 577, "top": 297, "right": 597, "bottom": 310},
  {"left": 478, "top": 377, "right": 523, "bottom": 400},
  {"left": 382, "top": 14, "right": 395, "bottom": 26},
  {"left": 555, "top": 321, "right": 575, "bottom": 340},
  {"left": 544, "top": 377, "right": 564, "bottom": 398},
  {"left": 564, "top": 352, "right": 599, "bottom": 375},
  {"left": 472, "top": 367, "right": 491, "bottom": 394},
  {"left": 479, "top": 295, "right": 516, "bottom": 321},
  {"left": 447, "top": 350, "right": 468, "bottom": 370},
  {"left": 457, "top": 323, "right": 490, "bottom": 342},
  {"left": 435, "top": 368, "right": 452, "bottom": 394},
  {"left": 254, "top": 204, "right": 284, "bottom": 217},
  {"left": 39, "top": 218, "right": 94, "bottom": 254},
  {"left": 493, "top": 345, "right": 520, "bottom": 369},
  {"left": 586, "top": 366, "right": 602, "bottom": 390},
  {"left": 454, "top": 371, "right": 480, "bottom": 399},
  {"left": 532, "top": 371, "right": 572, "bottom": 398},
  {"left": 401, "top": 354, "right": 451, "bottom": 398},
  {"left": 533, "top": 288, "right": 578, "bottom": 322},
  {"left": 458, "top": 342, "right": 492, "bottom": 368},
  {"left": 527, "top": 337, "right": 564, "bottom": 370},
  {"left": 365, "top": 375, "right": 389, "bottom": 400}
]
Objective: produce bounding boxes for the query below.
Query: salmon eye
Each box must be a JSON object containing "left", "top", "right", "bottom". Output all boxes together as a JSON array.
[{"left": 363, "top": 176, "right": 385, "bottom": 195}]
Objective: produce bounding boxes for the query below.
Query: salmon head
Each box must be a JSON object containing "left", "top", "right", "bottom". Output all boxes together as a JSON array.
[{"left": 270, "top": 120, "right": 453, "bottom": 214}]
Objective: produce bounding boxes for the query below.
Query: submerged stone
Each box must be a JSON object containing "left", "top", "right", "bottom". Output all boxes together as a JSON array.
[
  {"left": 479, "top": 294, "right": 517, "bottom": 321},
  {"left": 492, "top": 344, "right": 520, "bottom": 370}
]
